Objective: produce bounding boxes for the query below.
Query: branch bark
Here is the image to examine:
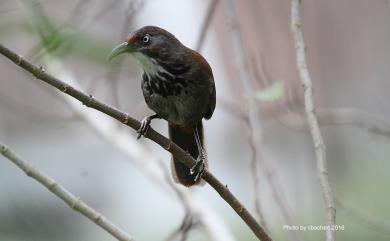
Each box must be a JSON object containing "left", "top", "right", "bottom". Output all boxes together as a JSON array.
[
  {"left": 290, "top": 1, "right": 336, "bottom": 241},
  {"left": 0, "top": 143, "right": 135, "bottom": 241},
  {"left": 0, "top": 44, "right": 272, "bottom": 241}
]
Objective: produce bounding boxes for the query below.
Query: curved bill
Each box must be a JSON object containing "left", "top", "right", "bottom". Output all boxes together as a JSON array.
[{"left": 108, "top": 42, "right": 135, "bottom": 60}]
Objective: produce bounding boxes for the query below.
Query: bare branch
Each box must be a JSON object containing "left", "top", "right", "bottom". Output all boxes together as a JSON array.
[
  {"left": 0, "top": 44, "right": 272, "bottom": 241},
  {"left": 0, "top": 144, "right": 135, "bottom": 241},
  {"left": 290, "top": 1, "right": 336, "bottom": 241},
  {"left": 46, "top": 58, "right": 236, "bottom": 241}
]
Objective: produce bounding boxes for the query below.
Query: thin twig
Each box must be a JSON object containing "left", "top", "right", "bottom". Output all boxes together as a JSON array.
[
  {"left": 279, "top": 107, "right": 390, "bottom": 138},
  {"left": 0, "top": 44, "right": 272, "bottom": 241},
  {"left": 105, "top": 0, "right": 145, "bottom": 109},
  {"left": 246, "top": 95, "right": 390, "bottom": 139},
  {"left": 164, "top": 212, "right": 200, "bottom": 241},
  {"left": 222, "top": 0, "right": 270, "bottom": 233},
  {"left": 247, "top": 51, "right": 304, "bottom": 241},
  {"left": 336, "top": 199, "right": 390, "bottom": 235},
  {"left": 290, "top": 1, "right": 336, "bottom": 241},
  {"left": 220, "top": 99, "right": 303, "bottom": 241},
  {"left": 244, "top": 115, "right": 269, "bottom": 231},
  {"left": 247, "top": 55, "right": 304, "bottom": 241},
  {"left": 221, "top": 2, "right": 307, "bottom": 241},
  {"left": 0, "top": 144, "right": 135, "bottom": 241},
  {"left": 316, "top": 108, "right": 390, "bottom": 137},
  {"left": 195, "top": 0, "right": 219, "bottom": 52}
]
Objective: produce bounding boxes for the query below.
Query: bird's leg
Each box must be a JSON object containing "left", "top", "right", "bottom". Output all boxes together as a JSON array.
[
  {"left": 190, "top": 126, "right": 206, "bottom": 181},
  {"left": 137, "top": 114, "right": 160, "bottom": 139}
]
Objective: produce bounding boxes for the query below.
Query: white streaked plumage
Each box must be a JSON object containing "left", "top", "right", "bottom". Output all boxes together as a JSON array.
[{"left": 131, "top": 52, "right": 173, "bottom": 79}]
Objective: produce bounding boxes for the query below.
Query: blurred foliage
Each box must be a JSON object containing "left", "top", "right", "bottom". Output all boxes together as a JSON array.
[
  {"left": 0, "top": 0, "right": 114, "bottom": 64},
  {"left": 253, "top": 81, "right": 285, "bottom": 102}
]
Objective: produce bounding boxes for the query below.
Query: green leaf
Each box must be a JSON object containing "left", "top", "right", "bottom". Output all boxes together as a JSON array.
[{"left": 253, "top": 81, "right": 285, "bottom": 102}]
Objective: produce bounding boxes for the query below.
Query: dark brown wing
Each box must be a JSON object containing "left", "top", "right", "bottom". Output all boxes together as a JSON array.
[
  {"left": 184, "top": 48, "right": 216, "bottom": 120},
  {"left": 204, "top": 78, "right": 216, "bottom": 120}
]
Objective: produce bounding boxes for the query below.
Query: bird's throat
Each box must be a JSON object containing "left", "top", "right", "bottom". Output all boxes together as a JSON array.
[{"left": 131, "top": 52, "right": 161, "bottom": 77}]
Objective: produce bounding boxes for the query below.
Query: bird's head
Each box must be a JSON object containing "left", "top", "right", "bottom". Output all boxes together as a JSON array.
[{"left": 109, "top": 26, "right": 182, "bottom": 76}]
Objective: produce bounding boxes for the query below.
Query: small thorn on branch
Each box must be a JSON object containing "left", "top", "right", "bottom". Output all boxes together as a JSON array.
[
  {"left": 48, "top": 181, "right": 58, "bottom": 191},
  {"left": 16, "top": 54, "right": 22, "bottom": 65},
  {"left": 62, "top": 84, "right": 69, "bottom": 93},
  {"left": 121, "top": 114, "right": 129, "bottom": 124},
  {"left": 25, "top": 166, "right": 34, "bottom": 177},
  {"left": 71, "top": 197, "right": 82, "bottom": 210},
  {"left": 94, "top": 214, "right": 103, "bottom": 224},
  {"left": 85, "top": 94, "right": 94, "bottom": 107},
  {"left": 0, "top": 145, "right": 8, "bottom": 154},
  {"left": 165, "top": 141, "right": 172, "bottom": 151}
]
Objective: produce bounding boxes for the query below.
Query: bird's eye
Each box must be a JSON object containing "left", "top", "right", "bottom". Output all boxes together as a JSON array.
[{"left": 142, "top": 34, "right": 150, "bottom": 44}]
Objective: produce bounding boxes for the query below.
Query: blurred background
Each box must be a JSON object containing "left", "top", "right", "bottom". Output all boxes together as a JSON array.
[{"left": 1, "top": 0, "right": 390, "bottom": 241}]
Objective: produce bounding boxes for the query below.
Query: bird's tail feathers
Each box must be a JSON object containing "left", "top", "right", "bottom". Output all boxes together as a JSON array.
[{"left": 169, "top": 121, "right": 207, "bottom": 186}]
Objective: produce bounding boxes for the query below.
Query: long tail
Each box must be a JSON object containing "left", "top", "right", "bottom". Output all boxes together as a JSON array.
[{"left": 169, "top": 121, "right": 207, "bottom": 186}]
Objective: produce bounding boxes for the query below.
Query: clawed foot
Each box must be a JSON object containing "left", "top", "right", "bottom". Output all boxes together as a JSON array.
[
  {"left": 137, "top": 117, "right": 152, "bottom": 139},
  {"left": 190, "top": 151, "right": 206, "bottom": 182},
  {"left": 136, "top": 114, "right": 160, "bottom": 139}
]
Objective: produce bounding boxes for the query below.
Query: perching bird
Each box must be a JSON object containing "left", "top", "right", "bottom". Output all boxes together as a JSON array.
[{"left": 109, "top": 26, "right": 216, "bottom": 186}]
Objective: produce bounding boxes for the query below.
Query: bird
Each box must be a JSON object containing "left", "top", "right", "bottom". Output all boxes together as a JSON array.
[{"left": 109, "top": 26, "right": 216, "bottom": 186}]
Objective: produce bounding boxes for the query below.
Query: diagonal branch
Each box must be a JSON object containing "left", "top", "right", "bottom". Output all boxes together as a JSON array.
[
  {"left": 0, "top": 44, "right": 272, "bottom": 241},
  {"left": 46, "top": 58, "right": 236, "bottom": 241},
  {"left": 290, "top": 1, "right": 336, "bottom": 241},
  {"left": 0, "top": 143, "right": 135, "bottom": 241}
]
